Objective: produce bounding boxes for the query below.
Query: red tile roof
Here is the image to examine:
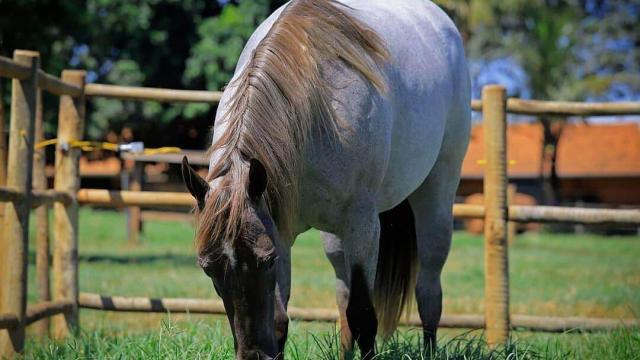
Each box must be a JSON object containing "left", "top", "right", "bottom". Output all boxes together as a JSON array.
[
  {"left": 461, "top": 123, "right": 544, "bottom": 179},
  {"left": 461, "top": 122, "right": 640, "bottom": 179},
  {"left": 556, "top": 123, "right": 640, "bottom": 177}
]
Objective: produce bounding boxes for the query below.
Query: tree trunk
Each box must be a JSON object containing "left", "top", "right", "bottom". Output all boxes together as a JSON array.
[{"left": 539, "top": 117, "right": 563, "bottom": 206}]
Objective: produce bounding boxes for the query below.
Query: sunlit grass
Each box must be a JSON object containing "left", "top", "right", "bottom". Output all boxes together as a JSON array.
[
  {"left": 23, "top": 208, "right": 640, "bottom": 358},
  {"left": 25, "top": 320, "right": 640, "bottom": 359}
]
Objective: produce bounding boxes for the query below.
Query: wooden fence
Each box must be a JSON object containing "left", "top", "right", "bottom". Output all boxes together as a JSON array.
[{"left": 1, "top": 49, "right": 640, "bottom": 356}]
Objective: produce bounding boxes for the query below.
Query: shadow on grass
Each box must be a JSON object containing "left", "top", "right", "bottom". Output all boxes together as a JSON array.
[
  {"left": 27, "top": 251, "right": 197, "bottom": 265},
  {"left": 78, "top": 253, "right": 196, "bottom": 265},
  {"left": 25, "top": 321, "right": 639, "bottom": 359},
  {"left": 310, "top": 329, "right": 572, "bottom": 360}
]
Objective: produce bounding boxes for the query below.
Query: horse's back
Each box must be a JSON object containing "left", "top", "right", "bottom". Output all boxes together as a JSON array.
[
  {"left": 341, "top": 0, "right": 470, "bottom": 210},
  {"left": 215, "top": 0, "right": 470, "bottom": 229}
]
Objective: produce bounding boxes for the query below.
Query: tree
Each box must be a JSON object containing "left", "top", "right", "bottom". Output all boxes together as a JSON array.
[
  {"left": 437, "top": 0, "right": 640, "bottom": 204},
  {"left": 0, "top": 0, "right": 286, "bottom": 145}
]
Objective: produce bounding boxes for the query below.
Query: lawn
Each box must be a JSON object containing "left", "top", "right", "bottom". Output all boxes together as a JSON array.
[{"left": 22, "top": 208, "right": 640, "bottom": 359}]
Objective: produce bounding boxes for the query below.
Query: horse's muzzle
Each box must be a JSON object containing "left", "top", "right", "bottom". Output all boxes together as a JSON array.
[{"left": 236, "top": 349, "right": 274, "bottom": 360}]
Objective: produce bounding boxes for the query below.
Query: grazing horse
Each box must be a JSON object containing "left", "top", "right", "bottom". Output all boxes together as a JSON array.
[{"left": 182, "top": 0, "right": 470, "bottom": 358}]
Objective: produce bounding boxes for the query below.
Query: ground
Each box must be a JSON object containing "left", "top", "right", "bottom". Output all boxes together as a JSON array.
[{"left": 22, "top": 208, "right": 640, "bottom": 359}]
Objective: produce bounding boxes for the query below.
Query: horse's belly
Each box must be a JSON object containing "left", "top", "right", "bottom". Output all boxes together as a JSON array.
[
  {"left": 351, "top": 0, "right": 459, "bottom": 211},
  {"left": 376, "top": 108, "right": 446, "bottom": 212}
]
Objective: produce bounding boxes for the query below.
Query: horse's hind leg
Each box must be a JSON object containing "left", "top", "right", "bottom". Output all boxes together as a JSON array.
[
  {"left": 408, "top": 152, "right": 465, "bottom": 353},
  {"left": 321, "top": 232, "right": 353, "bottom": 359},
  {"left": 322, "top": 201, "right": 380, "bottom": 360}
]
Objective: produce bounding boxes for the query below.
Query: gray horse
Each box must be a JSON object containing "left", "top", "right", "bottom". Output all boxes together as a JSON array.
[{"left": 181, "top": 0, "right": 470, "bottom": 358}]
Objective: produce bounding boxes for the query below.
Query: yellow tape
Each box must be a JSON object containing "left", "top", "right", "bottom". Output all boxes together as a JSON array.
[
  {"left": 36, "top": 138, "right": 59, "bottom": 148},
  {"left": 35, "top": 138, "right": 181, "bottom": 155},
  {"left": 476, "top": 159, "right": 518, "bottom": 166}
]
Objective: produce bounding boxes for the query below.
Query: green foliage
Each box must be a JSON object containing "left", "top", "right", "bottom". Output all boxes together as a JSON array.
[
  {"left": 2, "top": 0, "right": 638, "bottom": 142},
  {"left": 1, "top": 0, "right": 268, "bottom": 140},
  {"left": 20, "top": 209, "right": 640, "bottom": 359},
  {"left": 185, "top": 0, "right": 269, "bottom": 92},
  {"left": 436, "top": 0, "right": 639, "bottom": 102},
  {"left": 182, "top": 0, "right": 270, "bottom": 120}
]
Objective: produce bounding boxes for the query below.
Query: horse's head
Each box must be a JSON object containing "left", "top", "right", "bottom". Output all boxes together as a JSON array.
[{"left": 182, "top": 156, "right": 281, "bottom": 360}]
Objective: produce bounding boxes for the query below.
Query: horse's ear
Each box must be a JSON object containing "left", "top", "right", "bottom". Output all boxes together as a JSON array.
[
  {"left": 182, "top": 156, "right": 208, "bottom": 210},
  {"left": 247, "top": 158, "right": 267, "bottom": 202}
]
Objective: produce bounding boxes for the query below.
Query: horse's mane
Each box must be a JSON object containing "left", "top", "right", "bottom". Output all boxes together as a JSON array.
[{"left": 196, "top": 0, "right": 389, "bottom": 253}]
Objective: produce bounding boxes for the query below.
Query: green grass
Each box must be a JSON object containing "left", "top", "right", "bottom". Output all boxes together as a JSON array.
[{"left": 22, "top": 208, "right": 640, "bottom": 359}]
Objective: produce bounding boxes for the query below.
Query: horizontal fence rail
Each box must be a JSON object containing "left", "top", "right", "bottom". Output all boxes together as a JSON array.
[
  {"left": 0, "top": 187, "right": 22, "bottom": 203},
  {"left": 76, "top": 189, "right": 640, "bottom": 225},
  {"left": 0, "top": 187, "right": 72, "bottom": 207},
  {"left": 5, "top": 53, "right": 640, "bottom": 116},
  {"left": 25, "top": 301, "right": 73, "bottom": 326},
  {"left": 78, "top": 293, "right": 639, "bottom": 333},
  {"left": 0, "top": 56, "right": 31, "bottom": 80},
  {"left": 453, "top": 204, "right": 486, "bottom": 218},
  {"left": 37, "top": 70, "right": 82, "bottom": 97},
  {"left": 471, "top": 99, "right": 640, "bottom": 116},
  {"left": 6, "top": 187, "right": 637, "bottom": 226},
  {"left": 510, "top": 205, "right": 640, "bottom": 224},
  {"left": 83, "top": 85, "right": 640, "bottom": 115},
  {"left": 5, "top": 53, "right": 639, "bottom": 115},
  {"left": 0, "top": 56, "right": 82, "bottom": 96},
  {"left": 84, "top": 83, "right": 223, "bottom": 104},
  {"left": 77, "top": 189, "right": 193, "bottom": 208},
  {"left": 0, "top": 314, "right": 19, "bottom": 330},
  {"left": 30, "top": 190, "right": 73, "bottom": 207}
]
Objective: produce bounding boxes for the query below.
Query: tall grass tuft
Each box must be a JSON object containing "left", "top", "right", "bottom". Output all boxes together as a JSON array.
[
  {"left": 24, "top": 322, "right": 638, "bottom": 359},
  {"left": 311, "top": 330, "right": 569, "bottom": 360}
]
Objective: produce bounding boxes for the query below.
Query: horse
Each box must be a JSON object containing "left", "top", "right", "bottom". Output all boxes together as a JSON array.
[{"left": 181, "top": 0, "right": 470, "bottom": 358}]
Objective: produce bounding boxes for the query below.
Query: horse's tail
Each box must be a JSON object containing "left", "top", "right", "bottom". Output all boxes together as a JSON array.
[{"left": 373, "top": 200, "right": 419, "bottom": 337}]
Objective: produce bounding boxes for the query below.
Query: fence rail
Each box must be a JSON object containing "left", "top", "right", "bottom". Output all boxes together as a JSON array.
[
  {"left": 78, "top": 292, "right": 639, "bottom": 333},
  {"left": 0, "top": 187, "right": 73, "bottom": 207},
  {"left": 510, "top": 205, "right": 640, "bottom": 224},
  {"left": 471, "top": 98, "right": 640, "bottom": 116},
  {"left": 0, "top": 315, "right": 19, "bottom": 330},
  {"left": 25, "top": 301, "right": 73, "bottom": 326},
  {"left": 0, "top": 55, "right": 82, "bottom": 96},
  {"left": 37, "top": 70, "right": 82, "bottom": 97},
  {"left": 77, "top": 189, "right": 194, "bottom": 208},
  {"left": 0, "top": 56, "right": 31, "bottom": 80},
  {"left": 74, "top": 189, "right": 640, "bottom": 225},
  {"left": 1, "top": 48, "right": 640, "bottom": 357},
  {"left": 7, "top": 187, "right": 639, "bottom": 226},
  {"left": 84, "top": 83, "right": 223, "bottom": 103}
]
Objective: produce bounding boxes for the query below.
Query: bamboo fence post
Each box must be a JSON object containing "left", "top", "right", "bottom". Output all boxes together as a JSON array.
[
  {"left": 0, "top": 50, "right": 39, "bottom": 358},
  {"left": 507, "top": 184, "right": 517, "bottom": 245},
  {"left": 0, "top": 79, "right": 6, "bottom": 187},
  {"left": 33, "top": 78, "right": 51, "bottom": 337},
  {"left": 482, "top": 85, "right": 510, "bottom": 346},
  {"left": 0, "top": 78, "right": 6, "bottom": 266},
  {"left": 52, "top": 70, "right": 85, "bottom": 339}
]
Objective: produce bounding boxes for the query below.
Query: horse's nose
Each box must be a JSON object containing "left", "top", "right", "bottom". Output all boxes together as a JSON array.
[{"left": 236, "top": 349, "right": 273, "bottom": 360}]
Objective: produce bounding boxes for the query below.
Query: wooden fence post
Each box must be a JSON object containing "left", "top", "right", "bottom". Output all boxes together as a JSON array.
[
  {"left": 482, "top": 85, "right": 510, "bottom": 346},
  {"left": 52, "top": 70, "right": 86, "bottom": 339},
  {"left": 0, "top": 79, "right": 6, "bottom": 188},
  {"left": 0, "top": 49, "right": 39, "bottom": 358},
  {"left": 0, "top": 74, "right": 6, "bottom": 282},
  {"left": 33, "top": 77, "right": 51, "bottom": 337},
  {"left": 507, "top": 184, "right": 517, "bottom": 245}
]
